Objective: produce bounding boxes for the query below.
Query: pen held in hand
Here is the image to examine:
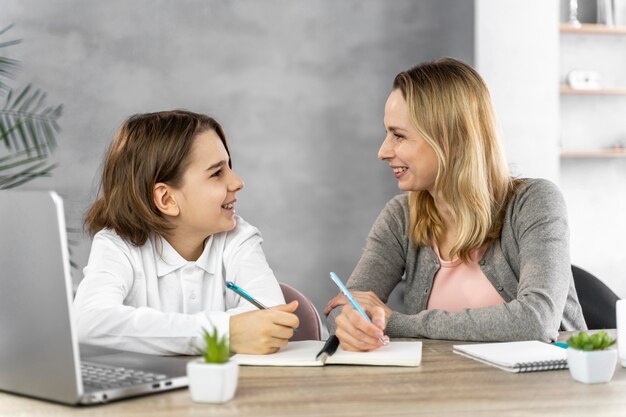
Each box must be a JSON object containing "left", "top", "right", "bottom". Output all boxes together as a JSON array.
[
  {"left": 225, "top": 281, "right": 268, "bottom": 309},
  {"left": 329, "top": 272, "right": 388, "bottom": 345},
  {"left": 225, "top": 281, "right": 298, "bottom": 332}
]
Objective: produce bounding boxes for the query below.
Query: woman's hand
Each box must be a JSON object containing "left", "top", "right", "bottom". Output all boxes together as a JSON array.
[
  {"left": 324, "top": 290, "right": 393, "bottom": 351},
  {"left": 324, "top": 290, "right": 393, "bottom": 320},
  {"left": 333, "top": 303, "right": 389, "bottom": 351},
  {"left": 229, "top": 301, "right": 300, "bottom": 354}
]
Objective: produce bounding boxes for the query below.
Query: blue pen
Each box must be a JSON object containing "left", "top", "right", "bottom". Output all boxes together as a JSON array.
[
  {"left": 329, "top": 272, "right": 388, "bottom": 344},
  {"left": 225, "top": 281, "right": 268, "bottom": 309},
  {"left": 225, "top": 281, "right": 298, "bottom": 332}
]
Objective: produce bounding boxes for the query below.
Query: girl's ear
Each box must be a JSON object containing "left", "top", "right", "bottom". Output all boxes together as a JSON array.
[{"left": 153, "top": 183, "right": 180, "bottom": 217}]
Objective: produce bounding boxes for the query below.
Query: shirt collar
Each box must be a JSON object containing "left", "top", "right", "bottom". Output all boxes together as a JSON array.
[{"left": 154, "top": 234, "right": 217, "bottom": 277}]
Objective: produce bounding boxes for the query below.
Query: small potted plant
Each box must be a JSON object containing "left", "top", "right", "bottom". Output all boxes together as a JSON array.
[
  {"left": 187, "top": 327, "right": 238, "bottom": 403},
  {"left": 566, "top": 330, "right": 617, "bottom": 384}
]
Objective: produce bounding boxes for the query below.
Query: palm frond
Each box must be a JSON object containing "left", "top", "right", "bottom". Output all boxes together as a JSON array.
[
  {"left": 0, "top": 84, "right": 63, "bottom": 156},
  {"left": 0, "top": 23, "right": 21, "bottom": 92},
  {"left": 0, "top": 147, "right": 57, "bottom": 189}
]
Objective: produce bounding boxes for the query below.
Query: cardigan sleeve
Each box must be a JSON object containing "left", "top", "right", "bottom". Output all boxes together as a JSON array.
[
  {"left": 326, "top": 195, "right": 408, "bottom": 334},
  {"left": 386, "top": 179, "right": 576, "bottom": 342}
]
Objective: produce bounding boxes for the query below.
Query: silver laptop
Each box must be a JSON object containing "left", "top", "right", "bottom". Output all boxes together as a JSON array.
[{"left": 0, "top": 190, "right": 189, "bottom": 405}]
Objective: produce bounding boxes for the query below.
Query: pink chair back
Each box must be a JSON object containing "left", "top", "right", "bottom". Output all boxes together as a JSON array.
[{"left": 279, "top": 283, "right": 322, "bottom": 341}]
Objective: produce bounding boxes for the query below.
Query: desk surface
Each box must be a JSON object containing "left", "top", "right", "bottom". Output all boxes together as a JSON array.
[{"left": 2, "top": 333, "right": 625, "bottom": 417}]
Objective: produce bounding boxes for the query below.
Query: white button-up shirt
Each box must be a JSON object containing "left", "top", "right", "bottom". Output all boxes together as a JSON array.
[{"left": 73, "top": 216, "right": 284, "bottom": 355}]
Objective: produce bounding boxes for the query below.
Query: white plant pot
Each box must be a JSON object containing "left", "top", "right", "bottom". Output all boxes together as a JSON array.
[
  {"left": 187, "top": 359, "right": 239, "bottom": 403},
  {"left": 567, "top": 348, "right": 617, "bottom": 384}
]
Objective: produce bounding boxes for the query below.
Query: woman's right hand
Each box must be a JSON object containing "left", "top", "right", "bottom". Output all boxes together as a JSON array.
[
  {"left": 229, "top": 301, "right": 300, "bottom": 354},
  {"left": 334, "top": 303, "right": 389, "bottom": 352}
]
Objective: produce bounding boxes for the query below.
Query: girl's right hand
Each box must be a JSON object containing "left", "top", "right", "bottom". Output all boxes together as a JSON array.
[
  {"left": 334, "top": 304, "right": 389, "bottom": 352},
  {"left": 229, "top": 301, "right": 300, "bottom": 354}
]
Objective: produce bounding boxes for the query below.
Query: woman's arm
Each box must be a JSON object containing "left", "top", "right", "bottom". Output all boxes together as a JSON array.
[
  {"left": 326, "top": 196, "right": 408, "bottom": 336},
  {"left": 387, "top": 179, "right": 574, "bottom": 342}
]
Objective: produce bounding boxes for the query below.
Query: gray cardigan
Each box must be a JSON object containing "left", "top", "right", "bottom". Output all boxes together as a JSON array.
[{"left": 327, "top": 178, "right": 587, "bottom": 342}]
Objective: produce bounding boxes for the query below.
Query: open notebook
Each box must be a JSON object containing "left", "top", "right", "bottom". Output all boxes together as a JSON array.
[
  {"left": 453, "top": 341, "right": 568, "bottom": 373},
  {"left": 233, "top": 340, "right": 422, "bottom": 367}
]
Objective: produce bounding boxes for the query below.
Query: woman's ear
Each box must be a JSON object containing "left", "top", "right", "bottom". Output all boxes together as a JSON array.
[{"left": 153, "top": 183, "right": 180, "bottom": 217}]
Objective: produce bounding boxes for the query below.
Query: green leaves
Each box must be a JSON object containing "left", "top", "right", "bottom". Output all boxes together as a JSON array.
[
  {"left": 197, "top": 328, "right": 230, "bottom": 364},
  {"left": 566, "top": 330, "right": 616, "bottom": 351},
  {"left": 0, "top": 24, "right": 63, "bottom": 190}
]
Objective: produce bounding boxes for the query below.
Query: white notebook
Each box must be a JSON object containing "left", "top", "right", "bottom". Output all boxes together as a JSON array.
[
  {"left": 232, "top": 340, "right": 422, "bottom": 367},
  {"left": 453, "top": 341, "right": 568, "bottom": 373}
]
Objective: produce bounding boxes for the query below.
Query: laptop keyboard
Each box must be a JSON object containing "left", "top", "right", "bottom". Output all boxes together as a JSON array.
[{"left": 81, "top": 362, "right": 167, "bottom": 390}]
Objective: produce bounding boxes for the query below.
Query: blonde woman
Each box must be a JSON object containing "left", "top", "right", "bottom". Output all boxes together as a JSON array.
[{"left": 324, "top": 58, "right": 586, "bottom": 351}]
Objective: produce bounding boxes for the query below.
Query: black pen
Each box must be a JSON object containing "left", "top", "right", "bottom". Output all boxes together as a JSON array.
[{"left": 315, "top": 335, "right": 340, "bottom": 364}]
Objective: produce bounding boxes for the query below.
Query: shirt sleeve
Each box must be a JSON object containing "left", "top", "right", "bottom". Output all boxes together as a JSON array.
[
  {"left": 386, "top": 180, "right": 573, "bottom": 342},
  {"left": 73, "top": 232, "right": 226, "bottom": 356},
  {"left": 326, "top": 196, "right": 407, "bottom": 334},
  {"left": 222, "top": 218, "right": 285, "bottom": 315}
]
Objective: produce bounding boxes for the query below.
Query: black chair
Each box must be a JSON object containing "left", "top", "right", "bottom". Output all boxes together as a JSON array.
[{"left": 571, "top": 265, "right": 620, "bottom": 329}]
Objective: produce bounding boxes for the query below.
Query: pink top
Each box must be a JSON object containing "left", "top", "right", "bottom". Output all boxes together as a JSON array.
[{"left": 426, "top": 245, "right": 505, "bottom": 312}]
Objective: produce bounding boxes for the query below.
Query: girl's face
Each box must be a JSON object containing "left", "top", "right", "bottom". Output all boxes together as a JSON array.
[
  {"left": 378, "top": 89, "right": 439, "bottom": 194},
  {"left": 171, "top": 130, "right": 244, "bottom": 239}
]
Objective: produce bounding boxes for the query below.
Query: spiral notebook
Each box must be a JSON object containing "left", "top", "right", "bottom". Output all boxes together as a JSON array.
[{"left": 453, "top": 341, "right": 568, "bottom": 373}]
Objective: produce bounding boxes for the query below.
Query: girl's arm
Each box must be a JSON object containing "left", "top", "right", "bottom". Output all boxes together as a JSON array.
[
  {"left": 73, "top": 234, "right": 228, "bottom": 356},
  {"left": 221, "top": 220, "right": 285, "bottom": 313}
]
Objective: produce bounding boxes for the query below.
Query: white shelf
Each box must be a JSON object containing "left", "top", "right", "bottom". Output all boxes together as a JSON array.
[
  {"left": 560, "top": 149, "right": 626, "bottom": 158},
  {"left": 560, "top": 23, "right": 626, "bottom": 34},
  {"left": 560, "top": 85, "right": 626, "bottom": 95}
]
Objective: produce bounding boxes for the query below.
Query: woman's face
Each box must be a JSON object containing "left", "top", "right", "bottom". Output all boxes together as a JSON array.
[{"left": 378, "top": 89, "right": 439, "bottom": 194}]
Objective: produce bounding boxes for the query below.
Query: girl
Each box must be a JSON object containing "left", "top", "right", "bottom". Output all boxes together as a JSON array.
[
  {"left": 74, "top": 110, "right": 299, "bottom": 355},
  {"left": 324, "top": 58, "right": 586, "bottom": 351}
]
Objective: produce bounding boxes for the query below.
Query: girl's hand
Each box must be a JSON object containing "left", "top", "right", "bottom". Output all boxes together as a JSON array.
[
  {"left": 229, "top": 301, "right": 300, "bottom": 354},
  {"left": 334, "top": 303, "right": 389, "bottom": 351}
]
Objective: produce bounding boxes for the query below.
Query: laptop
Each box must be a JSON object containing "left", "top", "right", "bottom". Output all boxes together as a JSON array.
[{"left": 0, "top": 190, "right": 189, "bottom": 405}]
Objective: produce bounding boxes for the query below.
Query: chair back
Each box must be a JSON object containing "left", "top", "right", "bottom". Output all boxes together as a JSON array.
[
  {"left": 571, "top": 265, "right": 620, "bottom": 329},
  {"left": 280, "top": 283, "right": 322, "bottom": 341}
]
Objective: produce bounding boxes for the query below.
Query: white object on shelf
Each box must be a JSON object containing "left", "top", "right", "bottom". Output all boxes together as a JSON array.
[{"left": 566, "top": 70, "right": 601, "bottom": 89}]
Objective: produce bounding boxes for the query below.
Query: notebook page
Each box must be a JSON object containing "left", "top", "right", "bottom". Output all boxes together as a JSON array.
[
  {"left": 327, "top": 341, "right": 422, "bottom": 366},
  {"left": 232, "top": 341, "right": 325, "bottom": 366}
]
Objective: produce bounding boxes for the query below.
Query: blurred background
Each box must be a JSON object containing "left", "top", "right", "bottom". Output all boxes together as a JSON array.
[{"left": 1, "top": 0, "right": 624, "bottom": 312}]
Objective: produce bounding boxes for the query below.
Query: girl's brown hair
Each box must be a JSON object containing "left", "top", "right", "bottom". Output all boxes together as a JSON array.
[
  {"left": 393, "top": 58, "right": 523, "bottom": 262},
  {"left": 85, "top": 110, "right": 230, "bottom": 246}
]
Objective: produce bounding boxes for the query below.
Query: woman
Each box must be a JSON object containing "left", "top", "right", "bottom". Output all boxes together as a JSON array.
[
  {"left": 74, "top": 110, "right": 299, "bottom": 355},
  {"left": 324, "top": 58, "right": 586, "bottom": 351}
]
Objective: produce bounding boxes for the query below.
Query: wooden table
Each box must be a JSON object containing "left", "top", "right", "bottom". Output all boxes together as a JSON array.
[{"left": 2, "top": 333, "right": 625, "bottom": 417}]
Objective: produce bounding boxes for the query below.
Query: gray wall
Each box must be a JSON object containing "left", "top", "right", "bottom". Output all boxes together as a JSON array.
[{"left": 2, "top": 0, "right": 474, "bottom": 310}]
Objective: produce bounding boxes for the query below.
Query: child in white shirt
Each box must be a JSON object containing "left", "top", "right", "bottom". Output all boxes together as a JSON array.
[{"left": 74, "top": 110, "right": 298, "bottom": 355}]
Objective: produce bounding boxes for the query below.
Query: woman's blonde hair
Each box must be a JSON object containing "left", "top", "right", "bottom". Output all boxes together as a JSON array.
[
  {"left": 85, "top": 110, "right": 231, "bottom": 246},
  {"left": 393, "top": 58, "right": 522, "bottom": 262}
]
